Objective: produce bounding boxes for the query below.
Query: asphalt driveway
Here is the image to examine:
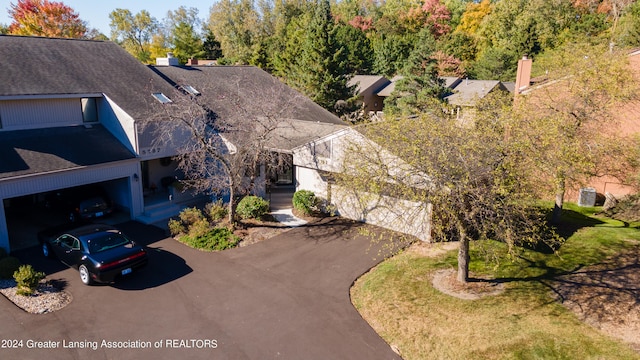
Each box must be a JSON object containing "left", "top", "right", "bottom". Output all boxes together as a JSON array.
[{"left": 1, "top": 218, "right": 403, "bottom": 360}]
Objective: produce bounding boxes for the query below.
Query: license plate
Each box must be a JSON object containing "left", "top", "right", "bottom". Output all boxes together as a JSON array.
[
  {"left": 95, "top": 211, "right": 104, "bottom": 217},
  {"left": 121, "top": 268, "right": 132, "bottom": 275}
]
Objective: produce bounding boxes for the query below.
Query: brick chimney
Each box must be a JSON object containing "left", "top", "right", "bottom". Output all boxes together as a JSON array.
[{"left": 514, "top": 55, "right": 532, "bottom": 96}]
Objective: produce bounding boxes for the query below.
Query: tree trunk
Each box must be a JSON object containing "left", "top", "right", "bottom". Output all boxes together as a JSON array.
[
  {"left": 551, "top": 175, "right": 565, "bottom": 224},
  {"left": 424, "top": 203, "right": 433, "bottom": 243},
  {"left": 457, "top": 229, "right": 469, "bottom": 283},
  {"left": 228, "top": 185, "right": 235, "bottom": 224}
]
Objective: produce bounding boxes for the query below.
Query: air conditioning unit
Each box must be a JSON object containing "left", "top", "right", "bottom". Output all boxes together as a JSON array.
[{"left": 578, "top": 187, "right": 597, "bottom": 207}]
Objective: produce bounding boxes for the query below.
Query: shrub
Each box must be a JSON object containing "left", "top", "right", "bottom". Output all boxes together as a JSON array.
[
  {"left": 13, "top": 264, "right": 45, "bottom": 296},
  {"left": 0, "top": 256, "right": 21, "bottom": 279},
  {"left": 180, "top": 227, "right": 240, "bottom": 251},
  {"left": 236, "top": 196, "right": 270, "bottom": 219},
  {"left": 293, "top": 190, "right": 317, "bottom": 215},
  {"left": 179, "top": 207, "right": 205, "bottom": 226},
  {"left": 206, "top": 200, "right": 228, "bottom": 221},
  {"left": 187, "top": 218, "right": 212, "bottom": 238},
  {"left": 168, "top": 218, "right": 186, "bottom": 236}
]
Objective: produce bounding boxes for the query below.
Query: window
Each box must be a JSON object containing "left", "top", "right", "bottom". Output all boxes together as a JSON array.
[
  {"left": 181, "top": 85, "right": 201, "bottom": 96},
  {"left": 81, "top": 98, "right": 98, "bottom": 123},
  {"left": 58, "top": 235, "right": 80, "bottom": 250},
  {"left": 152, "top": 93, "right": 172, "bottom": 104}
]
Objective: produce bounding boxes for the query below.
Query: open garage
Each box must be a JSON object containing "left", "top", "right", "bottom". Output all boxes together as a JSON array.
[
  {"left": 0, "top": 122, "right": 145, "bottom": 253},
  {"left": 3, "top": 177, "right": 137, "bottom": 252},
  {"left": 0, "top": 160, "right": 143, "bottom": 253}
]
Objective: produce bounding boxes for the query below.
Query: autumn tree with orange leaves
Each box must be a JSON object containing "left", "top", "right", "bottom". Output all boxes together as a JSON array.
[{"left": 8, "top": 0, "right": 86, "bottom": 38}]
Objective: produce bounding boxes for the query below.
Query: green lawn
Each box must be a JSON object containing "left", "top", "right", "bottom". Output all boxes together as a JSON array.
[{"left": 351, "top": 203, "right": 640, "bottom": 359}]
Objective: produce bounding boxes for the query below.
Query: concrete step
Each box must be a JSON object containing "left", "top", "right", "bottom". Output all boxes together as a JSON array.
[{"left": 137, "top": 203, "right": 182, "bottom": 225}]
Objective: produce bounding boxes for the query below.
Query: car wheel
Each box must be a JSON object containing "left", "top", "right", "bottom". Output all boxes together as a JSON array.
[
  {"left": 79, "top": 265, "right": 93, "bottom": 285},
  {"left": 42, "top": 243, "right": 51, "bottom": 258}
]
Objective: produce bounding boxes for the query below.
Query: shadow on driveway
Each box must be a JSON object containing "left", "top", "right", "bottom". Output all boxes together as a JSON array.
[{"left": 113, "top": 245, "right": 192, "bottom": 290}]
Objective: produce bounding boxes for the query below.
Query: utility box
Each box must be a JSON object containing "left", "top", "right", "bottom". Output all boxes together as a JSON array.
[{"left": 578, "top": 187, "right": 597, "bottom": 207}]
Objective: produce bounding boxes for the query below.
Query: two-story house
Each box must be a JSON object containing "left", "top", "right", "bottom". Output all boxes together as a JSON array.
[{"left": 0, "top": 35, "right": 347, "bottom": 252}]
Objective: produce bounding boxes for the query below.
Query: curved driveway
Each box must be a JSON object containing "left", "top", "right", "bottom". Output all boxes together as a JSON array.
[{"left": 1, "top": 218, "right": 403, "bottom": 360}]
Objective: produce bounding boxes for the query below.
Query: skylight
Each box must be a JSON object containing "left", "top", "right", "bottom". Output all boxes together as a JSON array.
[
  {"left": 152, "top": 93, "right": 172, "bottom": 104},
  {"left": 181, "top": 85, "right": 201, "bottom": 96}
]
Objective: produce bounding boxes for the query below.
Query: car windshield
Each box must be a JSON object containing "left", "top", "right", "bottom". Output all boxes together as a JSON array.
[{"left": 86, "top": 232, "right": 130, "bottom": 253}]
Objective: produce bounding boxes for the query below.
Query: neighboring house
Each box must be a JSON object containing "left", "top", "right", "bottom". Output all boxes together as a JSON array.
[
  {"left": 444, "top": 79, "right": 509, "bottom": 124},
  {"left": 514, "top": 50, "right": 640, "bottom": 202},
  {"left": 347, "top": 75, "right": 391, "bottom": 114},
  {"left": 0, "top": 35, "right": 346, "bottom": 252},
  {"left": 375, "top": 75, "right": 404, "bottom": 98},
  {"left": 293, "top": 127, "right": 432, "bottom": 242},
  {"left": 376, "top": 75, "right": 509, "bottom": 122}
]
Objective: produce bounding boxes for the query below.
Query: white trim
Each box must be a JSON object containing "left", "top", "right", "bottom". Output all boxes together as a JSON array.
[{"left": 0, "top": 93, "right": 104, "bottom": 101}]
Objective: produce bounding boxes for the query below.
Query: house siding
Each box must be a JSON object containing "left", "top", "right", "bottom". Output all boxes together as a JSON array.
[
  {"left": 102, "top": 95, "right": 138, "bottom": 154},
  {"left": 293, "top": 128, "right": 432, "bottom": 242},
  {"left": 0, "top": 98, "right": 83, "bottom": 130}
]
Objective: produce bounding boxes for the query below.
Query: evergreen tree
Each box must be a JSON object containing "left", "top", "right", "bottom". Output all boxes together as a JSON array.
[
  {"left": 385, "top": 28, "right": 446, "bottom": 115},
  {"left": 202, "top": 29, "right": 223, "bottom": 60},
  {"left": 172, "top": 22, "right": 204, "bottom": 63},
  {"left": 335, "top": 23, "right": 374, "bottom": 75},
  {"left": 291, "top": 0, "right": 354, "bottom": 112}
]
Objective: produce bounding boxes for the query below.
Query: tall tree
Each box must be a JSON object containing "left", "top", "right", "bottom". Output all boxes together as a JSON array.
[
  {"left": 202, "top": 29, "right": 223, "bottom": 60},
  {"left": 443, "top": 0, "right": 471, "bottom": 30},
  {"left": 336, "top": 93, "right": 554, "bottom": 283},
  {"left": 109, "top": 9, "right": 158, "bottom": 63},
  {"left": 149, "top": 33, "right": 171, "bottom": 62},
  {"left": 271, "top": 12, "right": 310, "bottom": 80},
  {"left": 371, "top": 34, "right": 413, "bottom": 77},
  {"left": 422, "top": 0, "right": 451, "bottom": 38},
  {"left": 208, "top": 0, "right": 259, "bottom": 64},
  {"left": 455, "top": 0, "right": 491, "bottom": 36},
  {"left": 511, "top": 43, "right": 636, "bottom": 223},
  {"left": 8, "top": 0, "right": 86, "bottom": 38},
  {"left": 166, "top": 7, "right": 204, "bottom": 64},
  {"left": 384, "top": 27, "right": 445, "bottom": 115},
  {"left": 475, "top": 0, "right": 575, "bottom": 77},
  {"left": 469, "top": 46, "right": 518, "bottom": 81},
  {"left": 335, "top": 22, "right": 374, "bottom": 75},
  {"left": 289, "top": 0, "right": 354, "bottom": 112}
]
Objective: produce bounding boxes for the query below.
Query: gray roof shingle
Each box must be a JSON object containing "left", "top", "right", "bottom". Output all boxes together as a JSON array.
[
  {"left": 151, "top": 65, "right": 345, "bottom": 126},
  {"left": 0, "top": 124, "right": 136, "bottom": 179},
  {"left": 151, "top": 65, "right": 347, "bottom": 151},
  {"left": 444, "top": 80, "right": 504, "bottom": 107},
  {"left": 0, "top": 35, "right": 176, "bottom": 120}
]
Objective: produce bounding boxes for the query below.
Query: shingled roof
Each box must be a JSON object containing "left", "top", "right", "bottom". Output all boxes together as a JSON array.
[
  {"left": 0, "top": 35, "right": 176, "bottom": 120},
  {"left": 0, "top": 124, "right": 136, "bottom": 179},
  {"left": 150, "top": 65, "right": 347, "bottom": 151}
]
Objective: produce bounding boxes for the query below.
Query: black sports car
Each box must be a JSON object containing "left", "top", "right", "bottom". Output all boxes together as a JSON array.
[{"left": 38, "top": 224, "right": 147, "bottom": 285}]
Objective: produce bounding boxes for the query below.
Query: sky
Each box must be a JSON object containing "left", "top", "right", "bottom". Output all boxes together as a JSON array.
[{"left": 0, "top": 0, "right": 214, "bottom": 35}]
